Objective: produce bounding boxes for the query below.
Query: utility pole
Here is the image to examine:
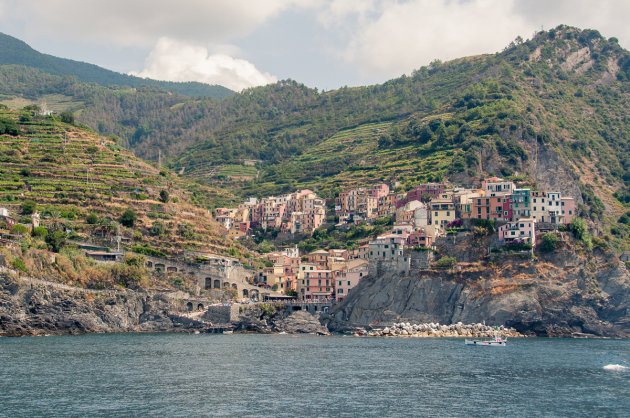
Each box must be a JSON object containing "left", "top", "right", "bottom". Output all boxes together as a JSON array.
[{"left": 116, "top": 223, "right": 121, "bottom": 253}]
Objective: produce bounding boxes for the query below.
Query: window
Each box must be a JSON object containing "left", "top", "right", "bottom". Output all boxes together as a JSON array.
[{"left": 347, "top": 281, "right": 351, "bottom": 286}]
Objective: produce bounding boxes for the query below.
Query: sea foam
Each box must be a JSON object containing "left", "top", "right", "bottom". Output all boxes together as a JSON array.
[{"left": 603, "top": 364, "right": 628, "bottom": 371}]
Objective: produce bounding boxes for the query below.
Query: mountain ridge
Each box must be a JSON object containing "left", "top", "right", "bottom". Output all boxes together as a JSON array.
[{"left": 0, "top": 32, "right": 233, "bottom": 98}]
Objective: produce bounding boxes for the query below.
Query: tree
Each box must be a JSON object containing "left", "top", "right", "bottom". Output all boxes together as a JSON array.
[
  {"left": 60, "top": 111, "right": 75, "bottom": 125},
  {"left": 569, "top": 218, "right": 588, "bottom": 241},
  {"left": 433, "top": 256, "right": 456, "bottom": 269},
  {"left": 539, "top": 233, "right": 559, "bottom": 253},
  {"left": 45, "top": 225, "right": 67, "bottom": 252},
  {"left": 86, "top": 213, "right": 98, "bottom": 224},
  {"left": 159, "top": 189, "right": 169, "bottom": 203},
  {"left": 31, "top": 226, "right": 48, "bottom": 239},
  {"left": 21, "top": 200, "right": 36, "bottom": 215},
  {"left": 421, "top": 193, "right": 433, "bottom": 203},
  {"left": 120, "top": 208, "right": 137, "bottom": 227}
]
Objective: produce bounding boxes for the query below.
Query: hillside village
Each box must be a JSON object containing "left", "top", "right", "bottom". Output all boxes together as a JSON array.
[
  {"left": 210, "top": 177, "right": 578, "bottom": 301},
  {"left": 1, "top": 173, "right": 580, "bottom": 304}
]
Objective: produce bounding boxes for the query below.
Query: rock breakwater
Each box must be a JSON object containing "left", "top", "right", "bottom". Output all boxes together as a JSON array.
[{"left": 352, "top": 322, "right": 523, "bottom": 338}]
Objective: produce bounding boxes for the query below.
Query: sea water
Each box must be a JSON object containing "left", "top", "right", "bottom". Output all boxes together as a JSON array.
[{"left": 1, "top": 334, "right": 629, "bottom": 417}]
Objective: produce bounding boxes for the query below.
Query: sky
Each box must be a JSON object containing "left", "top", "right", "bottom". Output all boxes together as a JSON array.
[{"left": 0, "top": 0, "right": 628, "bottom": 92}]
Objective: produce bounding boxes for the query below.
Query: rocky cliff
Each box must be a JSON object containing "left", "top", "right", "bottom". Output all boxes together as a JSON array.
[
  {"left": 327, "top": 237, "right": 630, "bottom": 338},
  {"left": 0, "top": 272, "right": 206, "bottom": 336}
]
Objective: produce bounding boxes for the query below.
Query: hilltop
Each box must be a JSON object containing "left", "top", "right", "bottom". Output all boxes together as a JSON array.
[{"left": 0, "top": 32, "right": 233, "bottom": 98}]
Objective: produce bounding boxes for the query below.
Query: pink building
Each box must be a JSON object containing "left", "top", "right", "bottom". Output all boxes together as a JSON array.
[
  {"left": 336, "top": 259, "right": 368, "bottom": 301},
  {"left": 560, "top": 197, "right": 575, "bottom": 224},
  {"left": 498, "top": 218, "right": 536, "bottom": 245}
]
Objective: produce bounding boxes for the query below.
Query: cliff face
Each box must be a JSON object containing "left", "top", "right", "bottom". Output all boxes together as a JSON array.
[
  {"left": 328, "top": 240, "right": 630, "bottom": 337},
  {"left": 0, "top": 273, "right": 204, "bottom": 336}
]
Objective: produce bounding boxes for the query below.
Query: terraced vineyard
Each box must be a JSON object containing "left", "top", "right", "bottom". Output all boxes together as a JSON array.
[
  {"left": 247, "top": 120, "right": 457, "bottom": 198},
  {"left": 0, "top": 109, "right": 246, "bottom": 260}
]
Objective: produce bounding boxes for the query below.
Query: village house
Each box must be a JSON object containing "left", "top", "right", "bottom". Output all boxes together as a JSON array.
[
  {"left": 429, "top": 198, "right": 456, "bottom": 229},
  {"left": 398, "top": 183, "right": 445, "bottom": 208},
  {"left": 297, "top": 263, "right": 336, "bottom": 300},
  {"left": 481, "top": 177, "right": 515, "bottom": 195},
  {"left": 498, "top": 218, "right": 536, "bottom": 245},
  {"left": 336, "top": 259, "right": 369, "bottom": 301},
  {"left": 407, "top": 225, "right": 436, "bottom": 248},
  {"left": 512, "top": 188, "right": 532, "bottom": 220}
]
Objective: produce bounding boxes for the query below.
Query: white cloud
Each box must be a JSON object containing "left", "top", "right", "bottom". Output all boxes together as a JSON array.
[
  {"left": 129, "top": 38, "right": 277, "bottom": 92},
  {"left": 321, "top": 0, "right": 630, "bottom": 79},
  {"left": 2, "top": 0, "right": 318, "bottom": 47}
]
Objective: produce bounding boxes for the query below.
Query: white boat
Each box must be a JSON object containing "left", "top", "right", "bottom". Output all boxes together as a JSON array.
[
  {"left": 222, "top": 330, "right": 233, "bottom": 334},
  {"left": 465, "top": 335, "right": 507, "bottom": 346}
]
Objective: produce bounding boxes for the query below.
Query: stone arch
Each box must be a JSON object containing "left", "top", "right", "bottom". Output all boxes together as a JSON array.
[
  {"left": 292, "top": 306, "right": 302, "bottom": 311},
  {"left": 231, "top": 283, "right": 237, "bottom": 289},
  {"left": 146, "top": 261, "right": 153, "bottom": 268},
  {"left": 186, "top": 302, "right": 193, "bottom": 311},
  {"left": 167, "top": 266, "right": 177, "bottom": 273},
  {"left": 213, "top": 279, "right": 221, "bottom": 289},
  {"left": 197, "top": 303, "right": 204, "bottom": 311},
  {"left": 155, "top": 263, "right": 165, "bottom": 271},
  {"left": 242, "top": 289, "right": 249, "bottom": 298},
  {"left": 204, "top": 278, "right": 212, "bottom": 290},
  {"left": 250, "top": 289, "right": 259, "bottom": 300},
  {"left": 223, "top": 282, "right": 230, "bottom": 288}
]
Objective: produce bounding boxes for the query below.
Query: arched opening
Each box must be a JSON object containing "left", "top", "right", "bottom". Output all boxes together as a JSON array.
[
  {"left": 186, "top": 302, "right": 193, "bottom": 311},
  {"left": 204, "top": 278, "right": 212, "bottom": 290},
  {"left": 242, "top": 289, "right": 249, "bottom": 298},
  {"left": 155, "top": 263, "right": 165, "bottom": 271},
  {"left": 292, "top": 306, "right": 302, "bottom": 311},
  {"left": 213, "top": 279, "right": 221, "bottom": 289},
  {"left": 146, "top": 261, "right": 153, "bottom": 268},
  {"left": 231, "top": 283, "right": 237, "bottom": 289},
  {"left": 167, "top": 266, "right": 177, "bottom": 273},
  {"left": 223, "top": 282, "right": 230, "bottom": 289},
  {"left": 197, "top": 303, "right": 204, "bottom": 311},
  {"left": 250, "top": 289, "right": 259, "bottom": 300}
]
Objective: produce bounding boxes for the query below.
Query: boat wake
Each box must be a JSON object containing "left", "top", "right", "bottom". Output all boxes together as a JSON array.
[{"left": 603, "top": 364, "right": 628, "bottom": 371}]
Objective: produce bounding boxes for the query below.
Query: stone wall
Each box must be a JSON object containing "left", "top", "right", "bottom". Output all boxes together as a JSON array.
[{"left": 203, "top": 305, "right": 240, "bottom": 324}]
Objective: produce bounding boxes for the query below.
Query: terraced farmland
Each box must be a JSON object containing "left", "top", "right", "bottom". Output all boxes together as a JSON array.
[
  {"left": 0, "top": 109, "right": 247, "bottom": 259},
  {"left": 248, "top": 119, "right": 457, "bottom": 198}
]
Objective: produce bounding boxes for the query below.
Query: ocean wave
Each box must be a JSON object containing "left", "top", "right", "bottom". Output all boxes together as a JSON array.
[{"left": 603, "top": 364, "right": 628, "bottom": 371}]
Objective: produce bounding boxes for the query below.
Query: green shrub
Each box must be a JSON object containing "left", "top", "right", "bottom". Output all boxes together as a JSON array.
[
  {"left": 539, "top": 233, "right": 559, "bottom": 253},
  {"left": 130, "top": 244, "right": 165, "bottom": 257},
  {"left": 86, "top": 213, "right": 98, "bottom": 224},
  {"left": 31, "top": 226, "right": 48, "bottom": 238},
  {"left": 120, "top": 208, "right": 137, "bottom": 227},
  {"left": 21, "top": 200, "right": 36, "bottom": 215},
  {"left": 45, "top": 229, "right": 67, "bottom": 252},
  {"left": 433, "top": 256, "right": 456, "bottom": 269},
  {"left": 150, "top": 221, "right": 166, "bottom": 236},
  {"left": 11, "top": 258, "right": 27, "bottom": 272},
  {"left": 569, "top": 217, "right": 589, "bottom": 242},
  {"left": 11, "top": 224, "right": 29, "bottom": 235},
  {"left": 159, "top": 189, "right": 169, "bottom": 203}
]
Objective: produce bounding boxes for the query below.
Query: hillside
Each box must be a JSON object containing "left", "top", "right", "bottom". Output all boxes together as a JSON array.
[
  {"left": 0, "top": 26, "right": 628, "bottom": 249},
  {"left": 0, "top": 32, "right": 233, "bottom": 98},
  {"left": 0, "top": 109, "right": 248, "bottom": 275}
]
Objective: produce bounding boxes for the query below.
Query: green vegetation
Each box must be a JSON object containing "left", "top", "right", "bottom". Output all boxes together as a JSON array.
[
  {"left": 0, "top": 32, "right": 233, "bottom": 98},
  {"left": 433, "top": 256, "right": 456, "bottom": 269},
  {"left": 120, "top": 208, "right": 137, "bottom": 227},
  {"left": 540, "top": 233, "right": 560, "bottom": 253},
  {"left": 11, "top": 257, "right": 27, "bottom": 272}
]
